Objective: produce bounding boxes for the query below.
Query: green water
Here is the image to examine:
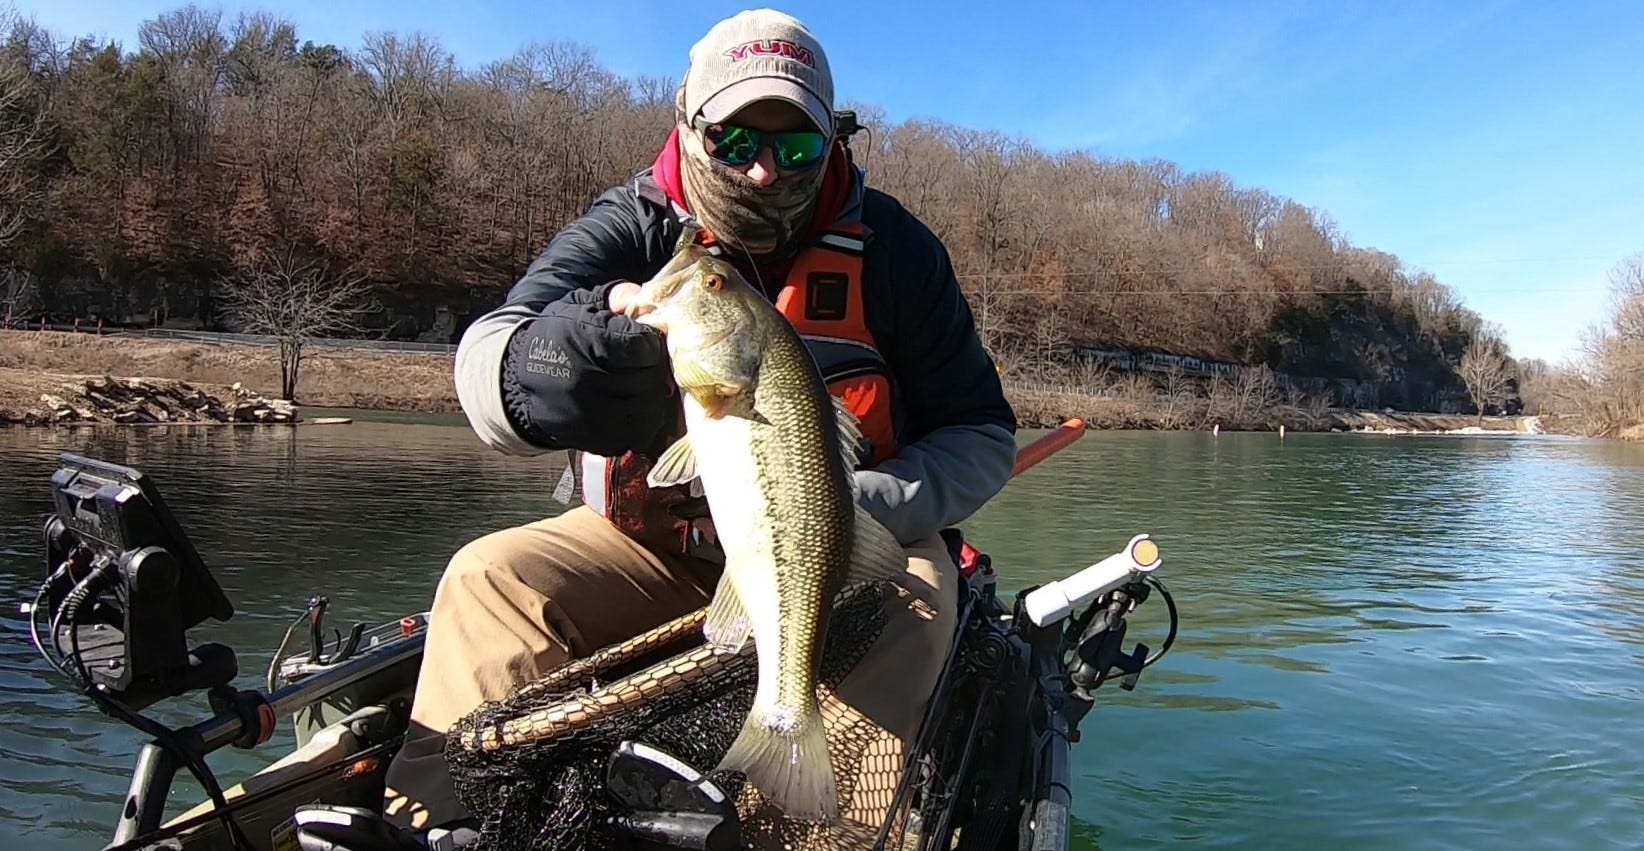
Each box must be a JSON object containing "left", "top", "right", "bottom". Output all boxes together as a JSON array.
[{"left": 3, "top": 419, "right": 1642, "bottom": 849}]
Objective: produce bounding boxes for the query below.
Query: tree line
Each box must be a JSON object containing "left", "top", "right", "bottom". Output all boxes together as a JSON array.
[
  {"left": 1515, "top": 252, "right": 1644, "bottom": 437},
  {"left": 0, "top": 4, "right": 1531, "bottom": 412}
]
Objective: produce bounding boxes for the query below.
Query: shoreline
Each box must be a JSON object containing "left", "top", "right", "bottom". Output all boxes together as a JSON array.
[{"left": 0, "top": 330, "right": 1571, "bottom": 438}]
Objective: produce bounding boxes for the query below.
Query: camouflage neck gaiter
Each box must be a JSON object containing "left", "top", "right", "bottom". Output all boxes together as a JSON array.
[{"left": 677, "top": 123, "right": 828, "bottom": 268}]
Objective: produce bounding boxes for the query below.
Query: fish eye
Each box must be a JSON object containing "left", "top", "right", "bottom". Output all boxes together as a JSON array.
[{"left": 704, "top": 274, "right": 724, "bottom": 293}]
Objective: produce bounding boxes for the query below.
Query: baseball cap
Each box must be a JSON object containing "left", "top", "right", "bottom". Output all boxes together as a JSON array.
[{"left": 682, "top": 9, "right": 835, "bottom": 136}]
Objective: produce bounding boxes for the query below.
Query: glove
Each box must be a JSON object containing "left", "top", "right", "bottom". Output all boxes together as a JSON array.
[{"left": 502, "top": 282, "right": 674, "bottom": 457}]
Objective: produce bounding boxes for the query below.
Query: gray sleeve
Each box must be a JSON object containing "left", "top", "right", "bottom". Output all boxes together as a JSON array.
[
  {"left": 853, "top": 422, "right": 1017, "bottom": 545},
  {"left": 453, "top": 305, "right": 543, "bottom": 456},
  {"left": 451, "top": 182, "right": 660, "bottom": 456}
]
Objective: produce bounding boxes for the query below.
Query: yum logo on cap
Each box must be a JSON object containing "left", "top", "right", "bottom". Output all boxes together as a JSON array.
[{"left": 724, "top": 39, "right": 817, "bottom": 69}]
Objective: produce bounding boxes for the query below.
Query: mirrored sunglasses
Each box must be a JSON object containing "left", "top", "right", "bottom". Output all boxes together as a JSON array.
[{"left": 693, "top": 118, "right": 828, "bottom": 170}]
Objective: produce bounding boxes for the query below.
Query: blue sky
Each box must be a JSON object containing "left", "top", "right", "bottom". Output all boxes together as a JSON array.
[{"left": 14, "top": 0, "right": 1644, "bottom": 364}]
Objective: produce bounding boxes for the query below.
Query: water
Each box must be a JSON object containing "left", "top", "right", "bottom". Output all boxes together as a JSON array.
[{"left": 3, "top": 418, "right": 1643, "bottom": 849}]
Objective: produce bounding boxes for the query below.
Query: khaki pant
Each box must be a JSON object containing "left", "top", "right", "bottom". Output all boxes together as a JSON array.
[{"left": 382, "top": 505, "right": 958, "bottom": 840}]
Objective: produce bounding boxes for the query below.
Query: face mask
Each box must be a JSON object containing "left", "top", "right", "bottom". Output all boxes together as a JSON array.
[{"left": 678, "top": 123, "right": 828, "bottom": 267}]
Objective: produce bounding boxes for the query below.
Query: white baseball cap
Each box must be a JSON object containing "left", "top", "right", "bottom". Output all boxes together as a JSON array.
[{"left": 682, "top": 9, "right": 835, "bottom": 136}]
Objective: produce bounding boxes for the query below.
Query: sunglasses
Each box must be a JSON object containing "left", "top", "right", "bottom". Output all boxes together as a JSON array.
[{"left": 692, "top": 117, "right": 828, "bottom": 170}]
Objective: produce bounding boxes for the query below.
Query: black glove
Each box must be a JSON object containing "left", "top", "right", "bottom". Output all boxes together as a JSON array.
[{"left": 501, "top": 283, "right": 673, "bottom": 457}]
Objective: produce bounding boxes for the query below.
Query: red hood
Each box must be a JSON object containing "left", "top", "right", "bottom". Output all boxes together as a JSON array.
[{"left": 650, "top": 126, "right": 854, "bottom": 280}]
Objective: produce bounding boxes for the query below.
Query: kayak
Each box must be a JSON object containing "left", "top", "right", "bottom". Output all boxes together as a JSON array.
[{"left": 26, "top": 420, "right": 1178, "bottom": 851}]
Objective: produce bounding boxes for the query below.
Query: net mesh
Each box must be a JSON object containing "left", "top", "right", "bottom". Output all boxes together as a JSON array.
[{"left": 444, "top": 582, "right": 915, "bottom": 851}]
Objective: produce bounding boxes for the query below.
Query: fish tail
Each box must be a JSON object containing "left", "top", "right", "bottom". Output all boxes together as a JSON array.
[{"left": 718, "top": 703, "right": 838, "bottom": 822}]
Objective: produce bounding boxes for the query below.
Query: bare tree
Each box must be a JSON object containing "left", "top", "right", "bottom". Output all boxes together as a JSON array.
[
  {"left": 1, "top": 267, "right": 38, "bottom": 321},
  {"left": 1606, "top": 251, "right": 1644, "bottom": 342},
  {"left": 1552, "top": 253, "right": 1644, "bottom": 435},
  {"left": 1026, "top": 305, "right": 1071, "bottom": 384},
  {"left": 1232, "top": 365, "right": 1281, "bottom": 421},
  {"left": 1458, "top": 342, "right": 1511, "bottom": 424},
  {"left": 989, "top": 342, "right": 1032, "bottom": 386},
  {"left": 219, "top": 251, "right": 375, "bottom": 400},
  {"left": 0, "top": 27, "right": 48, "bottom": 252},
  {"left": 1156, "top": 365, "right": 1194, "bottom": 430}
]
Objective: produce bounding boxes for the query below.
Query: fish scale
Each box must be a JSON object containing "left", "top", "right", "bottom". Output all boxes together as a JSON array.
[{"left": 750, "top": 321, "right": 853, "bottom": 728}]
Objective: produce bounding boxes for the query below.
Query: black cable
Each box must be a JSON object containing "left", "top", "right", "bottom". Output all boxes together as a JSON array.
[
  {"left": 67, "top": 624, "right": 253, "bottom": 849},
  {"left": 29, "top": 567, "right": 83, "bottom": 685},
  {"left": 52, "top": 570, "right": 255, "bottom": 850},
  {"left": 1141, "top": 575, "right": 1179, "bottom": 668}
]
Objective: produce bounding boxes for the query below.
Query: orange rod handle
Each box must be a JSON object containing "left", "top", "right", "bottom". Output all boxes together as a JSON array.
[{"left": 1010, "top": 418, "right": 1086, "bottom": 479}]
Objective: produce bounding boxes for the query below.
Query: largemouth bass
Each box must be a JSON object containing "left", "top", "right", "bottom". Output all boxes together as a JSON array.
[{"left": 627, "top": 237, "right": 907, "bottom": 822}]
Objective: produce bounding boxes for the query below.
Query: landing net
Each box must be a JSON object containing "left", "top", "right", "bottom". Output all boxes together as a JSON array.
[{"left": 443, "top": 582, "right": 905, "bottom": 851}]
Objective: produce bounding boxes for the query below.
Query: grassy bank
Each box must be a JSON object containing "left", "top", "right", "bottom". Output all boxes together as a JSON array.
[
  {"left": 1, "top": 330, "right": 1541, "bottom": 435},
  {"left": 0, "top": 330, "right": 458, "bottom": 416}
]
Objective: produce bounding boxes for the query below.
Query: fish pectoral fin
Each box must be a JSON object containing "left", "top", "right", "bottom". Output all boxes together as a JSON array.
[
  {"left": 703, "top": 573, "right": 752, "bottom": 652},
  {"left": 845, "top": 503, "right": 910, "bottom": 586},
  {"left": 689, "top": 387, "right": 746, "bottom": 419},
  {"left": 676, "top": 360, "right": 747, "bottom": 420},
  {"left": 832, "top": 394, "right": 865, "bottom": 469},
  {"left": 647, "top": 435, "right": 699, "bottom": 487},
  {"left": 674, "top": 358, "right": 726, "bottom": 393}
]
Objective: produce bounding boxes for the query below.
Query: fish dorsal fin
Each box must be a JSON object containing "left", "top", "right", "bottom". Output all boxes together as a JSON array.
[
  {"left": 703, "top": 572, "right": 752, "bottom": 652},
  {"left": 647, "top": 435, "right": 699, "bottom": 488},
  {"left": 832, "top": 395, "right": 864, "bottom": 470},
  {"left": 845, "top": 503, "right": 908, "bottom": 587}
]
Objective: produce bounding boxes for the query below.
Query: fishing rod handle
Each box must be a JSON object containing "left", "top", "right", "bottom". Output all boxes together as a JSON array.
[
  {"left": 1022, "top": 534, "right": 1161, "bottom": 627},
  {"left": 1011, "top": 418, "right": 1086, "bottom": 479}
]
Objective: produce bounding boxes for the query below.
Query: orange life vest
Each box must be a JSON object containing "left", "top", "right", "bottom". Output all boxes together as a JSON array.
[
  {"left": 773, "top": 222, "right": 898, "bottom": 468},
  {"left": 578, "top": 223, "right": 898, "bottom": 562}
]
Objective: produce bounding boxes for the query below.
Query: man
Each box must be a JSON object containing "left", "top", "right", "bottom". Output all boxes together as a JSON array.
[{"left": 383, "top": 7, "right": 1016, "bottom": 844}]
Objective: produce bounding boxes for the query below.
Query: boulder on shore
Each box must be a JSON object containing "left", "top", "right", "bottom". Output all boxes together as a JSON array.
[{"left": 0, "top": 376, "right": 299, "bottom": 425}]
